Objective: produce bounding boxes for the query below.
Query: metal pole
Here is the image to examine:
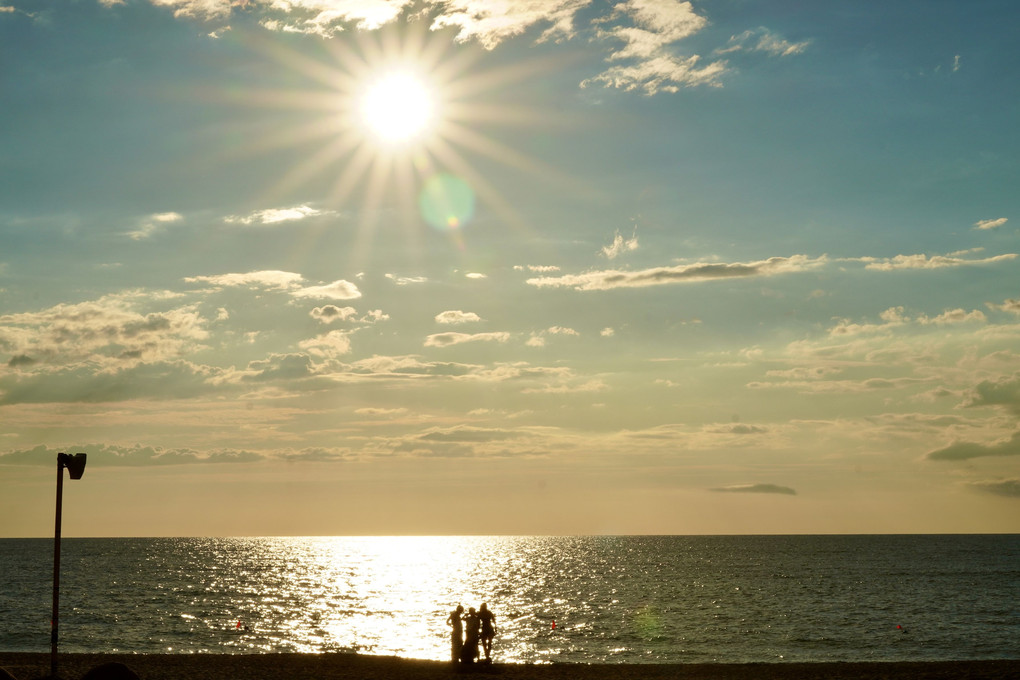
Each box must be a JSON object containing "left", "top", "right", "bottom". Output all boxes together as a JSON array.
[{"left": 51, "top": 456, "right": 64, "bottom": 679}]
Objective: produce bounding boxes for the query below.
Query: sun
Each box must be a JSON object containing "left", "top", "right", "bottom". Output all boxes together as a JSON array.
[
  {"left": 231, "top": 19, "right": 565, "bottom": 263},
  {"left": 359, "top": 71, "right": 435, "bottom": 144}
]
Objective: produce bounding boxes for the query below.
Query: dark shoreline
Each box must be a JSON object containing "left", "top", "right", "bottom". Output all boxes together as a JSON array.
[{"left": 1, "top": 654, "right": 1018, "bottom": 680}]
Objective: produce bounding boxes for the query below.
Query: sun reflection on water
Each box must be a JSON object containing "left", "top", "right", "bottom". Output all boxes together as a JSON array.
[
  {"left": 196, "top": 536, "right": 583, "bottom": 661},
  {"left": 13, "top": 535, "right": 1018, "bottom": 663}
]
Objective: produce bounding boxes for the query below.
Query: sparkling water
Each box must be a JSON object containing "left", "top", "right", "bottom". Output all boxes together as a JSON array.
[{"left": 1, "top": 535, "right": 1017, "bottom": 663}]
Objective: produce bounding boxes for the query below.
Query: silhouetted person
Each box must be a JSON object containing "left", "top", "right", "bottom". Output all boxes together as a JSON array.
[
  {"left": 446, "top": 604, "right": 464, "bottom": 663},
  {"left": 461, "top": 606, "right": 480, "bottom": 664},
  {"left": 478, "top": 602, "right": 497, "bottom": 662}
]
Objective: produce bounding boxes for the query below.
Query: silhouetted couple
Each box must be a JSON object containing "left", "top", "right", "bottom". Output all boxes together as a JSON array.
[{"left": 447, "top": 603, "right": 496, "bottom": 665}]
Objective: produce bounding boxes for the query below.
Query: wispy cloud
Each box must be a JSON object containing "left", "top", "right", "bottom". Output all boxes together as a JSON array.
[
  {"left": 424, "top": 331, "right": 511, "bottom": 348},
  {"left": 927, "top": 431, "right": 1020, "bottom": 461},
  {"left": 974, "top": 217, "right": 1008, "bottom": 231},
  {"left": 127, "top": 211, "right": 183, "bottom": 240},
  {"left": 828, "top": 306, "right": 986, "bottom": 337},
  {"left": 710, "top": 483, "right": 797, "bottom": 495},
  {"left": 0, "top": 443, "right": 264, "bottom": 467},
  {"left": 224, "top": 204, "right": 325, "bottom": 226},
  {"left": 386, "top": 274, "right": 428, "bottom": 286},
  {"left": 185, "top": 270, "right": 303, "bottom": 290},
  {"left": 967, "top": 478, "right": 1020, "bottom": 498},
  {"left": 602, "top": 230, "right": 639, "bottom": 259},
  {"left": 717, "top": 27, "right": 811, "bottom": 57},
  {"left": 527, "top": 255, "right": 827, "bottom": 291},
  {"left": 184, "top": 270, "right": 361, "bottom": 299},
  {"left": 857, "top": 252, "right": 1017, "bottom": 270}
]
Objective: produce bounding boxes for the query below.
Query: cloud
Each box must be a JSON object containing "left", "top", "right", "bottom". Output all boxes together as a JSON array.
[
  {"left": 424, "top": 331, "right": 511, "bottom": 348},
  {"left": 718, "top": 27, "right": 811, "bottom": 57},
  {"left": 599, "top": 0, "right": 708, "bottom": 60},
  {"left": 291, "top": 279, "right": 362, "bottom": 300},
  {"left": 239, "top": 353, "right": 316, "bottom": 382},
  {"left": 918, "top": 309, "right": 987, "bottom": 325},
  {"left": 147, "top": 0, "right": 233, "bottom": 20},
  {"left": 527, "top": 325, "right": 580, "bottom": 347},
  {"left": 416, "top": 426, "right": 522, "bottom": 443},
  {"left": 386, "top": 274, "right": 428, "bottom": 285},
  {"left": 710, "top": 483, "right": 796, "bottom": 495},
  {"left": 828, "top": 306, "right": 986, "bottom": 336},
  {"left": 355, "top": 407, "right": 408, "bottom": 416},
  {"left": 435, "top": 310, "right": 482, "bottom": 324},
  {"left": 0, "top": 443, "right": 264, "bottom": 467},
  {"left": 185, "top": 270, "right": 303, "bottom": 290},
  {"left": 298, "top": 329, "right": 352, "bottom": 359},
  {"left": 966, "top": 479, "right": 1020, "bottom": 498},
  {"left": 926, "top": 431, "right": 1020, "bottom": 461},
  {"left": 516, "top": 265, "right": 561, "bottom": 273},
  {"left": 527, "top": 254, "right": 827, "bottom": 291},
  {"left": 961, "top": 373, "right": 1020, "bottom": 414},
  {"left": 583, "top": 0, "right": 727, "bottom": 94},
  {"left": 359, "top": 309, "right": 389, "bottom": 323},
  {"left": 0, "top": 296, "right": 209, "bottom": 368},
  {"left": 264, "top": 0, "right": 414, "bottom": 34},
  {"left": 126, "top": 211, "right": 183, "bottom": 240},
  {"left": 602, "top": 231, "right": 639, "bottom": 259},
  {"left": 310, "top": 305, "right": 358, "bottom": 323},
  {"left": 858, "top": 253, "right": 1017, "bottom": 270},
  {"left": 428, "top": 0, "right": 588, "bottom": 49},
  {"left": 974, "top": 217, "right": 1008, "bottom": 231},
  {"left": 185, "top": 270, "right": 361, "bottom": 302},
  {"left": 988, "top": 298, "right": 1020, "bottom": 316},
  {"left": 707, "top": 423, "right": 769, "bottom": 435},
  {"left": 582, "top": 53, "right": 726, "bottom": 94},
  {"left": 224, "top": 204, "right": 324, "bottom": 226}
]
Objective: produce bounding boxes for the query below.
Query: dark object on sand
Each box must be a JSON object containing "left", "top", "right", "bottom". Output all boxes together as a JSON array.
[{"left": 81, "top": 662, "right": 141, "bottom": 680}]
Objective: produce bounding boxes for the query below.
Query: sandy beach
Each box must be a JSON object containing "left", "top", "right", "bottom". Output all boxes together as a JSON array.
[{"left": 1, "top": 654, "right": 1017, "bottom": 680}]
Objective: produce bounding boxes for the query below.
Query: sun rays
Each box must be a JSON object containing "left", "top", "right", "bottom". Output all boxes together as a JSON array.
[{"left": 226, "top": 20, "right": 567, "bottom": 269}]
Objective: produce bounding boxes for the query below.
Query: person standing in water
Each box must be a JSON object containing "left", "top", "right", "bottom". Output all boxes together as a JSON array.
[
  {"left": 446, "top": 605, "right": 464, "bottom": 663},
  {"left": 478, "top": 603, "right": 497, "bottom": 663}
]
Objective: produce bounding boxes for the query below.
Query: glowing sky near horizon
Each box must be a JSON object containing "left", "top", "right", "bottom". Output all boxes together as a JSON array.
[{"left": 0, "top": 0, "right": 1018, "bottom": 537}]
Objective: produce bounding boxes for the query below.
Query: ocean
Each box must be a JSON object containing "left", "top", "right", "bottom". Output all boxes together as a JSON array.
[{"left": 1, "top": 535, "right": 1017, "bottom": 664}]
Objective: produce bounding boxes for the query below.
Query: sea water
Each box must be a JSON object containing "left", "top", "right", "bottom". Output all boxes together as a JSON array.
[{"left": 1, "top": 535, "right": 1017, "bottom": 663}]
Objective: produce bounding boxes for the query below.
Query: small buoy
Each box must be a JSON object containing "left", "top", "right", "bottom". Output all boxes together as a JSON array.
[
  {"left": 236, "top": 620, "right": 242, "bottom": 630},
  {"left": 551, "top": 619, "right": 556, "bottom": 630}
]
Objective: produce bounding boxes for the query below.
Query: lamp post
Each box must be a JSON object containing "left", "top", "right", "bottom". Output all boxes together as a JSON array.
[{"left": 52, "top": 452, "right": 86, "bottom": 680}]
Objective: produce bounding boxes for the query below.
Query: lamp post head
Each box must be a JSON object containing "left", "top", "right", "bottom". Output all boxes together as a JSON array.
[{"left": 58, "top": 452, "right": 87, "bottom": 480}]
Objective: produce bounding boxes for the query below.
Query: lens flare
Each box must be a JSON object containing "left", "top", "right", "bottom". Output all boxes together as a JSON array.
[{"left": 418, "top": 173, "right": 475, "bottom": 231}]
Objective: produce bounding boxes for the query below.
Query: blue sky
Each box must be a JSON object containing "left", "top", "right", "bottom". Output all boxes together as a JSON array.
[{"left": 1, "top": 0, "right": 1018, "bottom": 536}]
